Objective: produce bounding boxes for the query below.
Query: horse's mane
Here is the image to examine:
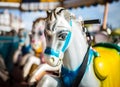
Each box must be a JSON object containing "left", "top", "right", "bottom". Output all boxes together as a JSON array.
[
  {"left": 58, "top": 8, "right": 83, "bottom": 31},
  {"left": 62, "top": 9, "right": 76, "bottom": 22}
]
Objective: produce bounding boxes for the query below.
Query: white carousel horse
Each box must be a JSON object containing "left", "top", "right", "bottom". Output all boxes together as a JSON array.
[
  {"left": 30, "top": 17, "right": 46, "bottom": 63},
  {"left": 27, "top": 17, "right": 64, "bottom": 85},
  {"left": 25, "top": 17, "right": 62, "bottom": 85},
  {"left": 30, "top": 7, "right": 120, "bottom": 87},
  {"left": 13, "top": 28, "right": 34, "bottom": 80},
  {"left": 13, "top": 28, "right": 32, "bottom": 65},
  {"left": 21, "top": 18, "right": 47, "bottom": 79}
]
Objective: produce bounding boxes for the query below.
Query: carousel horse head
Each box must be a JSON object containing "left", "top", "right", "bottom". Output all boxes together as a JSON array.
[
  {"left": 44, "top": 7, "right": 78, "bottom": 67},
  {"left": 43, "top": 7, "right": 120, "bottom": 87},
  {"left": 21, "top": 18, "right": 47, "bottom": 79},
  {"left": 30, "top": 17, "right": 46, "bottom": 54}
]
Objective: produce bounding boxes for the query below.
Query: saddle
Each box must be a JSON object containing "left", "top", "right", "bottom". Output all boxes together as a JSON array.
[{"left": 93, "top": 43, "right": 120, "bottom": 87}]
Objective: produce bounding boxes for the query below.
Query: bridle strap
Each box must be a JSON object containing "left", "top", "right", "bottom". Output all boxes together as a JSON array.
[{"left": 72, "top": 45, "right": 90, "bottom": 87}]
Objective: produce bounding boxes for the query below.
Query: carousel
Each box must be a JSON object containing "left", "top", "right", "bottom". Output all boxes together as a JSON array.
[{"left": 0, "top": 0, "right": 120, "bottom": 87}]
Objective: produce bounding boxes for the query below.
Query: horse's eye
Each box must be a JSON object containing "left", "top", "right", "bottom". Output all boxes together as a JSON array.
[
  {"left": 58, "top": 33, "right": 67, "bottom": 40},
  {"left": 38, "top": 31, "right": 43, "bottom": 36},
  {"left": 32, "top": 31, "right": 35, "bottom": 35}
]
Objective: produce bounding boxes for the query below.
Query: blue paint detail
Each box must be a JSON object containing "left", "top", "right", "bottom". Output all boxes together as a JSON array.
[
  {"left": 61, "top": 49, "right": 94, "bottom": 87},
  {"left": 93, "top": 51, "right": 99, "bottom": 57},
  {"left": 70, "top": 20, "right": 72, "bottom": 26},
  {"left": 86, "top": 49, "right": 94, "bottom": 72},
  {"left": 19, "top": 38, "right": 25, "bottom": 43},
  {"left": 61, "top": 66, "right": 81, "bottom": 87},
  {"left": 44, "top": 47, "right": 60, "bottom": 58},
  {"left": 61, "top": 32, "right": 71, "bottom": 52},
  {"left": 22, "top": 44, "right": 31, "bottom": 56}
]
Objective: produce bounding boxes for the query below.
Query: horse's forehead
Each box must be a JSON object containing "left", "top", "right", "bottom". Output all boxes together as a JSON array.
[
  {"left": 33, "top": 21, "right": 45, "bottom": 31},
  {"left": 46, "top": 10, "right": 72, "bottom": 32},
  {"left": 36, "top": 20, "right": 45, "bottom": 27}
]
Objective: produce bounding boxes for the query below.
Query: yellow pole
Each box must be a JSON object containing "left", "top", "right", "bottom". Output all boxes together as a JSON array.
[{"left": 102, "top": 2, "right": 109, "bottom": 30}]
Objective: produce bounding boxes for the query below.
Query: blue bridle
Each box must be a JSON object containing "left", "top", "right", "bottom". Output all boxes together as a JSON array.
[{"left": 44, "top": 20, "right": 72, "bottom": 58}]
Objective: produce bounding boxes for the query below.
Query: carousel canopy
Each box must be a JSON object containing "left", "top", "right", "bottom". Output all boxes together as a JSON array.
[{"left": 0, "top": 0, "right": 119, "bottom": 11}]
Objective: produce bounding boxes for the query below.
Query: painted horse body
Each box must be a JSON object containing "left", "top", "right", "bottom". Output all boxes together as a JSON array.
[{"left": 32, "top": 7, "right": 120, "bottom": 87}]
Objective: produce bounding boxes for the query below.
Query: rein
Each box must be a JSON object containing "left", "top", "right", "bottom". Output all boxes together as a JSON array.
[
  {"left": 72, "top": 29, "right": 92, "bottom": 87},
  {"left": 72, "top": 44, "right": 91, "bottom": 87}
]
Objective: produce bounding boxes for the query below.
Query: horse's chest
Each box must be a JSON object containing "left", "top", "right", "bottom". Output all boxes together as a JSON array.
[
  {"left": 61, "top": 64, "right": 100, "bottom": 87},
  {"left": 80, "top": 63, "right": 100, "bottom": 87}
]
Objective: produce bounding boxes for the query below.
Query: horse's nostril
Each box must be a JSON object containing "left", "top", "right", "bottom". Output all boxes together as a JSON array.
[
  {"left": 50, "top": 57, "right": 54, "bottom": 63},
  {"left": 32, "top": 40, "right": 35, "bottom": 43}
]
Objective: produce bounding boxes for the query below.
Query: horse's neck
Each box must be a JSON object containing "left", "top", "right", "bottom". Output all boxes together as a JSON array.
[{"left": 63, "top": 21, "right": 88, "bottom": 71}]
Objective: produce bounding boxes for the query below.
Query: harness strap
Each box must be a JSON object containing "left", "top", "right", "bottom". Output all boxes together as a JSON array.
[{"left": 72, "top": 45, "right": 90, "bottom": 87}]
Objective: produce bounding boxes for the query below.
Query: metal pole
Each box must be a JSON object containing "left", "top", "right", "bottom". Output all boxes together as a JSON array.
[{"left": 102, "top": 2, "right": 109, "bottom": 30}]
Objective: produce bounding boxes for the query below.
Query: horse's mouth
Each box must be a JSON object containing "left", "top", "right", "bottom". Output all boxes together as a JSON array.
[{"left": 44, "top": 55, "right": 59, "bottom": 66}]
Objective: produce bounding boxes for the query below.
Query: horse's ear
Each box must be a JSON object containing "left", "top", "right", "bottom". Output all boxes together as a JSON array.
[
  {"left": 56, "top": 8, "right": 65, "bottom": 15},
  {"left": 63, "top": 10, "right": 76, "bottom": 22},
  {"left": 46, "top": 10, "right": 51, "bottom": 17},
  {"left": 32, "top": 20, "right": 35, "bottom": 29}
]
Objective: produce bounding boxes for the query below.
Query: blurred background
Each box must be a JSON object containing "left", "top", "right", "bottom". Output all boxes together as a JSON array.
[
  {"left": 0, "top": 0, "right": 120, "bottom": 87},
  {"left": 0, "top": 0, "right": 120, "bottom": 31}
]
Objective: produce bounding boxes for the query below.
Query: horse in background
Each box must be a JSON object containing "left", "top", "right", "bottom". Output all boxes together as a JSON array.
[
  {"left": 21, "top": 17, "right": 47, "bottom": 80},
  {"left": 27, "top": 16, "right": 63, "bottom": 85},
  {"left": 33, "top": 7, "right": 120, "bottom": 87},
  {"left": 13, "top": 28, "right": 32, "bottom": 66},
  {"left": 30, "top": 17, "right": 46, "bottom": 63},
  {"left": 23, "top": 17, "right": 61, "bottom": 84},
  {"left": 93, "top": 28, "right": 112, "bottom": 44}
]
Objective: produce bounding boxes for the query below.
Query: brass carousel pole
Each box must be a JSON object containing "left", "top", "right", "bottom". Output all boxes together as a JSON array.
[{"left": 102, "top": 2, "right": 109, "bottom": 30}]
